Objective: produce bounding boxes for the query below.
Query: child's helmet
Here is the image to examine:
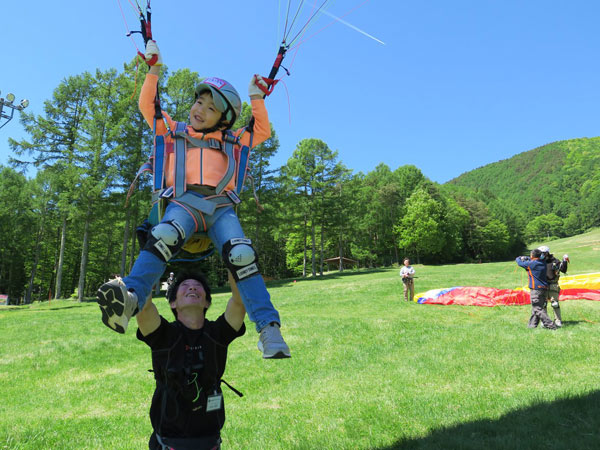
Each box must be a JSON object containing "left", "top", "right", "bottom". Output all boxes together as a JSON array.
[{"left": 195, "top": 77, "right": 242, "bottom": 128}]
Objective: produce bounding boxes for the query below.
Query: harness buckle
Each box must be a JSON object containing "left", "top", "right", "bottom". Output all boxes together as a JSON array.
[
  {"left": 226, "top": 190, "right": 241, "bottom": 204},
  {"left": 207, "top": 138, "right": 222, "bottom": 149},
  {"left": 160, "top": 186, "right": 174, "bottom": 199},
  {"left": 223, "top": 132, "right": 240, "bottom": 145}
]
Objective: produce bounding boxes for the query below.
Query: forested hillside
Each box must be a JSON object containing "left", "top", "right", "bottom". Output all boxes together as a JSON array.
[{"left": 445, "top": 137, "right": 600, "bottom": 242}]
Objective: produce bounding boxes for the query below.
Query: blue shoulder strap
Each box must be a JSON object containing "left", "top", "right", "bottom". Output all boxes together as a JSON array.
[
  {"left": 215, "top": 130, "right": 239, "bottom": 194},
  {"left": 235, "top": 130, "right": 253, "bottom": 195},
  {"left": 173, "top": 122, "right": 188, "bottom": 197}
]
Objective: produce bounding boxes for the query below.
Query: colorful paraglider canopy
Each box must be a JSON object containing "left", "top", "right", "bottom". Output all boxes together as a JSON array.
[{"left": 415, "top": 273, "right": 600, "bottom": 307}]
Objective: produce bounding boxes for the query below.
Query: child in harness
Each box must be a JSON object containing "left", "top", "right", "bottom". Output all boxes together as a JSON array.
[{"left": 96, "top": 40, "right": 290, "bottom": 359}]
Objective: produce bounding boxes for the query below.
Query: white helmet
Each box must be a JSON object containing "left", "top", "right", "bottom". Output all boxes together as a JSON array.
[{"left": 538, "top": 246, "right": 550, "bottom": 253}]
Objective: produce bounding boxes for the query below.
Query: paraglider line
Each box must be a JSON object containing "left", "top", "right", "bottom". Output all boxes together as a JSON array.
[
  {"left": 284, "top": 0, "right": 307, "bottom": 41},
  {"left": 287, "top": 0, "right": 331, "bottom": 46},
  {"left": 116, "top": 0, "right": 141, "bottom": 51},
  {"left": 289, "top": 0, "right": 373, "bottom": 51},
  {"left": 317, "top": 5, "right": 385, "bottom": 45}
]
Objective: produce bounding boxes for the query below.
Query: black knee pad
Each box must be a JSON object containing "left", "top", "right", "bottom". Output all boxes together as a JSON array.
[
  {"left": 222, "top": 238, "right": 259, "bottom": 282},
  {"left": 144, "top": 220, "right": 186, "bottom": 262}
]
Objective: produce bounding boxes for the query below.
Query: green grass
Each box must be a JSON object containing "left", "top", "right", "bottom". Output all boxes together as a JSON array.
[{"left": 2, "top": 229, "right": 600, "bottom": 449}]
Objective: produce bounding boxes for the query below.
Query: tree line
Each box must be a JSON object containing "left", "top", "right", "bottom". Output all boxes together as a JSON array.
[{"left": 4, "top": 61, "right": 524, "bottom": 303}]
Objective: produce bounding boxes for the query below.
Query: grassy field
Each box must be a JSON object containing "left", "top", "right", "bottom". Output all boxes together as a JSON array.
[{"left": 1, "top": 230, "right": 600, "bottom": 449}]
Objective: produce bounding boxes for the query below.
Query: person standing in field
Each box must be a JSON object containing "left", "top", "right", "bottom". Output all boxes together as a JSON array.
[
  {"left": 165, "top": 272, "right": 175, "bottom": 300},
  {"left": 538, "top": 246, "right": 569, "bottom": 327},
  {"left": 137, "top": 270, "right": 245, "bottom": 450},
  {"left": 399, "top": 258, "right": 415, "bottom": 302},
  {"left": 516, "top": 249, "right": 557, "bottom": 330}
]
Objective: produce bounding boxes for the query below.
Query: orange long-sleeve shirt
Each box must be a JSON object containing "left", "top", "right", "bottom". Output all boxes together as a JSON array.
[{"left": 139, "top": 73, "right": 271, "bottom": 191}]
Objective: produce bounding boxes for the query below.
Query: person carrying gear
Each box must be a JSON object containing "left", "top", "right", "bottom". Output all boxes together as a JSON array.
[
  {"left": 538, "top": 246, "right": 569, "bottom": 327},
  {"left": 96, "top": 40, "right": 290, "bottom": 359},
  {"left": 399, "top": 258, "right": 415, "bottom": 302},
  {"left": 137, "top": 270, "right": 245, "bottom": 450},
  {"left": 516, "top": 249, "right": 557, "bottom": 330}
]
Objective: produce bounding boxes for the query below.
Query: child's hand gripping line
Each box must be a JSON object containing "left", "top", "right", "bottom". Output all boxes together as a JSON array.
[
  {"left": 143, "top": 40, "right": 163, "bottom": 67},
  {"left": 248, "top": 75, "right": 270, "bottom": 99}
]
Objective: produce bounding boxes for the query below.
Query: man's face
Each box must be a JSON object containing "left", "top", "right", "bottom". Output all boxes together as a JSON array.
[{"left": 173, "top": 279, "right": 208, "bottom": 311}]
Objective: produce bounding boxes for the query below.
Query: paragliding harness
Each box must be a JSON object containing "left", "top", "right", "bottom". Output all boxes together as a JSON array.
[
  {"left": 131, "top": 118, "right": 255, "bottom": 259},
  {"left": 149, "top": 323, "right": 243, "bottom": 449}
]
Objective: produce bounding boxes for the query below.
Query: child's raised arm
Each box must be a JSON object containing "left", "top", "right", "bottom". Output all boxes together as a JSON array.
[{"left": 138, "top": 40, "right": 170, "bottom": 134}]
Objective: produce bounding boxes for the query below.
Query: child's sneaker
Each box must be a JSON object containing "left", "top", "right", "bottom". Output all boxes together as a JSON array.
[
  {"left": 96, "top": 278, "right": 139, "bottom": 334},
  {"left": 258, "top": 323, "right": 291, "bottom": 359}
]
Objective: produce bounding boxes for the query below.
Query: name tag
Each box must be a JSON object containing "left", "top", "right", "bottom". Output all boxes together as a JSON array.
[{"left": 206, "top": 393, "right": 222, "bottom": 412}]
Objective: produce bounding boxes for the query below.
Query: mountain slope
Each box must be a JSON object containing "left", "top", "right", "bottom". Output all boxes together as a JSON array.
[{"left": 445, "top": 137, "right": 600, "bottom": 233}]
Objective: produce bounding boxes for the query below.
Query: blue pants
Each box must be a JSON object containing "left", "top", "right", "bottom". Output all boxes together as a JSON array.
[{"left": 123, "top": 202, "right": 280, "bottom": 332}]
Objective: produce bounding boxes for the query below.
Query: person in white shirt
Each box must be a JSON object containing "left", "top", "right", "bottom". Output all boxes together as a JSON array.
[{"left": 399, "top": 258, "right": 416, "bottom": 302}]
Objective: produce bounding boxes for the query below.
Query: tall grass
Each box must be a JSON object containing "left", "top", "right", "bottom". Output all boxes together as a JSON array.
[{"left": 1, "top": 230, "right": 599, "bottom": 449}]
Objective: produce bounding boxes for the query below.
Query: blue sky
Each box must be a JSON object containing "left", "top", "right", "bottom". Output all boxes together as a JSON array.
[{"left": 1, "top": 1, "right": 599, "bottom": 183}]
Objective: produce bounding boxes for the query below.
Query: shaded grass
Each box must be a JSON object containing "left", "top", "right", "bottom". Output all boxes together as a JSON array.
[{"left": 1, "top": 231, "right": 600, "bottom": 449}]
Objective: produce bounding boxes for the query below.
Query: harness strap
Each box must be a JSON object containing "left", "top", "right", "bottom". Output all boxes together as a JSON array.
[
  {"left": 176, "top": 191, "right": 220, "bottom": 216},
  {"left": 235, "top": 131, "right": 252, "bottom": 195},
  {"left": 154, "top": 134, "right": 166, "bottom": 191},
  {"left": 173, "top": 122, "right": 188, "bottom": 197},
  {"left": 172, "top": 132, "right": 222, "bottom": 150},
  {"left": 215, "top": 133, "right": 237, "bottom": 194},
  {"left": 220, "top": 378, "right": 243, "bottom": 397},
  {"left": 155, "top": 433, "right": 221, "bottom": 450}
]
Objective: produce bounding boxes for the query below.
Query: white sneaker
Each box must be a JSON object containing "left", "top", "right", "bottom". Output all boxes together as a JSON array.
[
  {"left": 258, "top": 323, "right": 291, "bottom": 359},
  {"left": 96, "top": 278, "right": 138, "bottom": 334},
  {"left": 555, "top": 319, "right": 562, "bottom": 327}
]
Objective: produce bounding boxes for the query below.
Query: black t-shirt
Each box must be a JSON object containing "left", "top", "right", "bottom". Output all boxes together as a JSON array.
[{"left": 137, "top": 314, "right": 245, "bottom": 438}]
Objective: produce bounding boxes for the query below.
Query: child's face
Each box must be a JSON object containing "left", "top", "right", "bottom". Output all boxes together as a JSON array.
[{"left": 190, "top": 92, "right": 222, "bottom": 131}]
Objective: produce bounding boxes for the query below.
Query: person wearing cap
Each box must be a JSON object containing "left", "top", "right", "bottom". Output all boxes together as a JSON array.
[
  {"left": 537, "top": 246, "right": 569, "bottom": 327},
  {"left": 136, "top": 270, "right": 246, "bottom": 449},
  {"left": 516, "top": 249, "right": 557, "bottom": 329},
  {"left": 96, "top": 40, "right": 290, "bottom": 360},
  {"left": 399, "top": 258, "right": 415, "bottom": 301}
]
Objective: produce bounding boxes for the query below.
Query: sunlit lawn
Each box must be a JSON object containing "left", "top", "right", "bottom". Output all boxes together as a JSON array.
[{"left": 1, "top": 229, "right": 599, "bottom": 449}]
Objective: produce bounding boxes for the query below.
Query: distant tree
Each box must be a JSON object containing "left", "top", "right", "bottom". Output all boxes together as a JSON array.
[
  {"left": 0, "top": 167, "right": 36, "bottom": 300},
  {"left": 279, "top": 139, "right": 343, "bottom": 276},
  {"left": 524, "top": 213, "right": 564, "bottom": 242},
  {"left": 396, "top": 188, "right": 447, "bottom": 263}
]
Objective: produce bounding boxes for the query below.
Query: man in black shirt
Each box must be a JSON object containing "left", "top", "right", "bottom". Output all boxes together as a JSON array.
[{"left": 136, "top": 270, "right": 246, "bottom": 449}]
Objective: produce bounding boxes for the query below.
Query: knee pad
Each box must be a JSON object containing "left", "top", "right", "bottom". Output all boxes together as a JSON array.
[
  {"left": 222, "top": 238, "right": 259, "bottom": 282},
  {"left": 144, "top": 220, "right": 186, "bottom": 262}
]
